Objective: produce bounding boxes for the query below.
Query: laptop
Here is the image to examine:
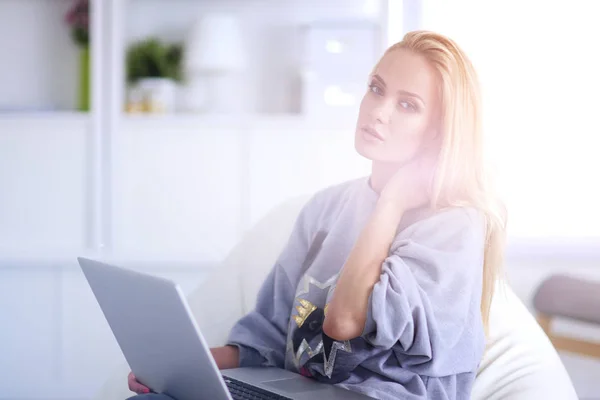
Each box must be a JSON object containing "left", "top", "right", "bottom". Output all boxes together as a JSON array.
[{"left": 77, "top": 257, "right": 373, "bottom": 400}]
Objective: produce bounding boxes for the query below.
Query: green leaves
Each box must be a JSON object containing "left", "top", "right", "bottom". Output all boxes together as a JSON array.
[{"left": 126, "top": 38, "right": 183, "bottom": 84}]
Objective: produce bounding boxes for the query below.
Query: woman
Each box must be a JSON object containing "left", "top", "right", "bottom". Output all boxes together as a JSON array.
[{"left": 128, "top": 30, "right": 506, "bottom": 400}]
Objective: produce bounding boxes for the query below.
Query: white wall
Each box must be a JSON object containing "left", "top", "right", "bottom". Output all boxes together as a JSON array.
[
  {"left": 0, "top": 0, "right": 78, "bottom": 111},
  {"left": 108, "top": 117, "right": 371, "bottom": 262},
  {"left": 0, "top": 115, "right": 89, "bottom": 254}
]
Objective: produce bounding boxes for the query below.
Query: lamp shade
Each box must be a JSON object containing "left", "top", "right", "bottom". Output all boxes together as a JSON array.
[{"left": 185, "top": 13, "right": 246, "bottom": 72}]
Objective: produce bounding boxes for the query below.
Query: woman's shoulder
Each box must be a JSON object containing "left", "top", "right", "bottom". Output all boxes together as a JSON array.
[
  {"left": 294, "top": 177, "right": 372, "bottom": 231},
  {"left": 394, "top": 206, "right": 485, "bottom": 249},
  {"left": 402, "top": 205, "right": 483, "bottom": 231},
  {"left": 303, "top": 176, "right": 370, "bottom": 211}
]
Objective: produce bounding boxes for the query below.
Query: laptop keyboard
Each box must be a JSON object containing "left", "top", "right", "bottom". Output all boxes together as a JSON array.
[{"left": 224, "top": 377, "right": 293, "bottom": 400}]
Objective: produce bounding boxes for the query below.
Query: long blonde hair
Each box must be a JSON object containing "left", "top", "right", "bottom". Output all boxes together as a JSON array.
[{"left": 382, "top": 31, "right": 507, "bottom": 333}]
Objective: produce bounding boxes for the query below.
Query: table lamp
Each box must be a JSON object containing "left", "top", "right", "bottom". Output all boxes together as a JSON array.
[{"left": 184, "top": 13, "right": 247, "bottom": 114}]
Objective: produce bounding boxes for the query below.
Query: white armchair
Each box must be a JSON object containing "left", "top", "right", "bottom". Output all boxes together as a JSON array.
[{"left": 95, "top": 195, "right": 578, "bottom": 400}]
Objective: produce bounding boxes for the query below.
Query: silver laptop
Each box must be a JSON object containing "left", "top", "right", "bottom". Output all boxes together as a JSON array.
[{"left": 77, "top": 257, "right": 372, "bottom": 400}]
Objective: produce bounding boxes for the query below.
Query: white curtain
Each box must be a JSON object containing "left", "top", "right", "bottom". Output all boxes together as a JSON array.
[{"left": 417, "top": 0, "right": 600, "bottom": 240}]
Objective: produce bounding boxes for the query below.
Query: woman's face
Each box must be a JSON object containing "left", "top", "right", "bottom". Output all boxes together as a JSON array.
[{"left": 355, "top": 48, "right": 441, "bottom": 164}]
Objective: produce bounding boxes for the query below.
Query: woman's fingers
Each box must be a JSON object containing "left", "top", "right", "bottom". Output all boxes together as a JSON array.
[{"left": 128, "top": 371, "right": 150, "bottom": 394}]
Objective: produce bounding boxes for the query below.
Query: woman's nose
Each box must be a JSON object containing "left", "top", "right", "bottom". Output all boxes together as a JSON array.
[{"left": 371, "top": 98, "right": 394, "bottom": 124}]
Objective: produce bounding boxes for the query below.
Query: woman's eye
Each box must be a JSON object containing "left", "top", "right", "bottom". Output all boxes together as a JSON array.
[
  {"left": 398, "top": 101, "right": 416, "bottom": 111},
  {"left": 369, "top": 84, "right": 383, "bottom": 96}
]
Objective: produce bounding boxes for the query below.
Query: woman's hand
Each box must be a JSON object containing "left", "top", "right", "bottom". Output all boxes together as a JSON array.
[
  {"left": 125, "top": 346, "right": 240, "bottom": 394},
  {"left": 127, "top": 371, "right": 150, "bottom": 394}
]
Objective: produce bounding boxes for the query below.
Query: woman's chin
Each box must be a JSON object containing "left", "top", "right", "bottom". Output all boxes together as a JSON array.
[
  {"left": 354, "top": 134, "right": 422, "bottom": 165},
  {"left": 355, "top": 136, "right": 385, "bottom": 161}
]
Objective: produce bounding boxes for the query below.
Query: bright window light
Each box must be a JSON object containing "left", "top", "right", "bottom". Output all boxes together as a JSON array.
[{"left": 418, "top": 0, "right": 600, "bottom": 239}]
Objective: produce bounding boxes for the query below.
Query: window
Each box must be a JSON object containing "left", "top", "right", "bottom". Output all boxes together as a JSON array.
[{"left": 418, "top": 0, "right": 600, "bottom": 240}]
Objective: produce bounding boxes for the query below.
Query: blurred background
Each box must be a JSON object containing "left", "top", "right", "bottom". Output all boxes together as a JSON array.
[{"left": 1, "top": 0, "right": 599, "bottom": 399}]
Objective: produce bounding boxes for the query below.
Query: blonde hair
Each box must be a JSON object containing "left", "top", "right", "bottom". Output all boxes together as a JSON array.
[{"left": 381, "top": 31, "right": 507, "bottom": 333}]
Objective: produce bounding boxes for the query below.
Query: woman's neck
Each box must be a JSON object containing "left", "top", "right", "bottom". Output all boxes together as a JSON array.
[{"left": 369, "top": 161, "right": 401, "bottom": 194}]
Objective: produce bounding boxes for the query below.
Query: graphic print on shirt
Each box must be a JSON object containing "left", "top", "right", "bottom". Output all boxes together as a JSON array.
[{"left": 284, "top": 230, "right": 354, "bottom": 380}]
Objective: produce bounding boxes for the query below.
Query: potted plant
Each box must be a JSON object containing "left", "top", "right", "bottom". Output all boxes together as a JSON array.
[
  {"left": 125, "top": 38, "right": 183, "bottom": 113},
  {"left": 65, "top": 0, "right": 90, "bottom": 111}
]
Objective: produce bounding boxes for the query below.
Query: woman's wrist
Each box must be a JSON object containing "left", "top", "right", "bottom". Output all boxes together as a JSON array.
[
  {"left": 375, "top": 196, "right": 406, "bottom": 224},
  {"left": 211, "top": 345, "right": 240, "bottom": 370}
]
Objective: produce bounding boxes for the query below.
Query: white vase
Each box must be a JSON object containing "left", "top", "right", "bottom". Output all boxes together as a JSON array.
[
  {"left": 134, "top": 78, "right": 178, "bottom": 113},
  {"left": 183, "top": 72, "right": 246, "bottom": 114}
]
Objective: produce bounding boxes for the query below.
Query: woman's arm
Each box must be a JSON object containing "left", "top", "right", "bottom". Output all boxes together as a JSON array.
[
  {"left": 323, "top": 199, "right": 404, "bottom": 341},
  {"left": 226, "top": 262, "right": 297, "bottom": 368},
  {"left": 325, "top": 205, "right": 487, "bottom": 378},
  {"left": 211, "top": 346, "right": 240, "bottom": 369},
  {"left": 324, "top": 154, "right": 435, "bottom": 342}
]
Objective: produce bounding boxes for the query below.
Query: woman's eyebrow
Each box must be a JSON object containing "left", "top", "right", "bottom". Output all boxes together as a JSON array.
[
  {"left": 372, "top": 74, "right": 386, "bottom": 87},
  {"left": 372, "top": 74, "right": 426, "bottom": 105},
  {"left": 398, "top": 89, "right": 426, "bottom": 105}
]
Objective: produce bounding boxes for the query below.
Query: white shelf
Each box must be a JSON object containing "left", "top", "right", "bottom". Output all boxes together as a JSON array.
[
  {"left": 0, "top": 249, "right": 217, "bottom": 271},
  {"left": 120, "top": 112, "right": 357, "bottom": 131},
  {"left": 121, "top": 113, "right": 247, "bottom": 130},
  {"left": 122, "top": 0, "right": 389, "bottom": 115},
  {"left": 0, "top": 111, "right": 89, "bottom": 123}
]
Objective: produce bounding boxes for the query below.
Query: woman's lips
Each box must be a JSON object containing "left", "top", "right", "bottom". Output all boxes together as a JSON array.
[{"left": 362, "top": 126, "right": 384, "bottom": 141}]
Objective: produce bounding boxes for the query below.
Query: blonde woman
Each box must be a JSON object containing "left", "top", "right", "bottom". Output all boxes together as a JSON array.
[{"left": 128, "top": 30, "right": 506, "bottom": 400}]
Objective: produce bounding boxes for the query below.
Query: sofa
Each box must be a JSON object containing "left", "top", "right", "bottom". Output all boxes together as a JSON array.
[{"left": 95, "top": 195, "right": 578, "bottom": 400}]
